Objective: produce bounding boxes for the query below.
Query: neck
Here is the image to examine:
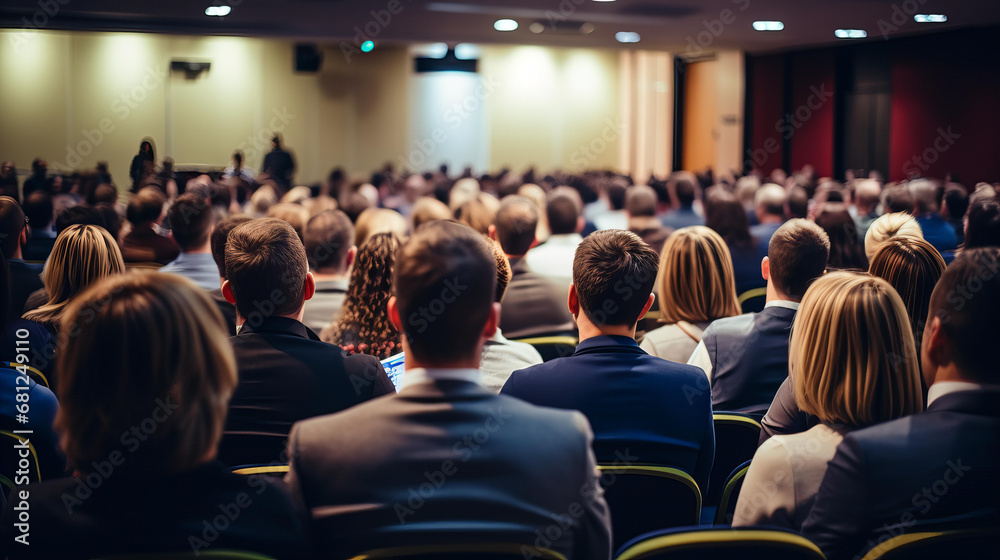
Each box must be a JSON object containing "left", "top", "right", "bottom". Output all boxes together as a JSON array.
[
  {"left": 235, "top": 309, "right": 304, "bottom": 329},
  {"left": 11, "top": 247, "right": 22, "bottom": 260},
  {"left": 929, "top": 364, "right": 970, "bottom": 385},
  {"left": 402, "top": 335, "right": 482, "bottom": 370},
  {"left": 576, "top": 313, "right": 636, "bottom": 342},
  {"left": 765, "top": 282, "right": 795, "bottom": 304},
  {"left": 183, "top": 242, "right": 212, "bottom": 255},
  {"left": 760, "top": 214, "right": 783, "bottom": 224}
]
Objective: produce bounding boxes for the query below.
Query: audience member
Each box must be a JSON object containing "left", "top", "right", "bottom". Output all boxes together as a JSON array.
[
  {"left": 910, "top": 179, "right": 958, "bottom": 253},
  {"left": 864, "top": 211, "right": 923, "bottom": 261},
  {"left": 21, "top": 191, "right": 57, "bottom": 262},
  {"left": 880, "top": 184, "right": 914, "bottom": 215},
  {"left": 249, "top": 184, "right": 278, "bottom": 216},
  {"left": 54, "top": 205, "right": 104, "bottom": 235},
  {"left": 267, "top": 201, "right": 309, "bottom": 241},
  {"left": 322, "top": 232, "right": 401, "bottom": 359},
  {"left": 704, "top": 190, "right": 767, "bottom": 297},
  {"left": 455, "top": 195, "right": 497, "bottom": 235},
  {"left": 223, "top": 149, "right": 255, "bottom": 183},
  {"left": 941, "top": 186, "right": 969, "bottom": 246},
  {"left": 734, "top": 272, "right": 922, "bottom": 530},
  {"left": 786, "top": 185, "right": 809, "bottom": 220},
  {"left": 661, "top": 172, "right": 704, "bottom": 229},
  {"left": 814, "top": 204, "right": 867, "bottom": 270},
  {"left": 22, "top": 158, "right": 53, "bottom": 198},
  {"left": 963, "top": 191, "right": 1000, "bottom": 250},
  {"left": 802, "top": 248, "right": 1000, "bottom": 559},
  {"left": 408, "top": 196, "right": 451, "bottom": 232},
  {"left": 525, "top": 193, "right": 585, "bottom": 306},
  {"left": 302, "top": 210, "right": 355, "bottom": 332},
  {"left": 641, "top": 226, "right": 740, "bottom": 363},
  {"left": 0, "top": 161, "right": 19, "bottom": 202},
  {"left": 626, "top": 185, "right": 672, "bottom": 254},
  {"left": 503, "top": 230, "right": 715, "bottom": 491},
  {"left": 594, "top": 181, "right": 628, "bottom": 230},
  {"left": 689, "top": 219, "right": 830, "bottom": 413},
  {"left": 518, "top": 183, "right": 551, "bottom": 243},
  {"left": 121, "top": 187, "right": 179, "bottom": 264},
  {"left": 750, "top": 184, "right": 788, "bottom": 255},
  {"left": 852, "top": 179, "right": 882, "bottom": 238},
  {"left": 261, "top": 134, "right": 296, "bottom": 191},
  {"left": 128, "top": 139, "right": 155, "bottom": 192},
  {"left": 209, "top": 214, "right": 253, "bottom": 335},
  {"left": 285, "top": 221, "right": 612, "bottom": 558},
  {"left": 1, "top": 273, "right": 309, "bottom": 558},
  {"left": 354, "top": 207, "right": 408, "bottom": 248},
  {"left": 219, "top": 218, "right": 393, "bottom": 466},
  {"left": 160, "top": 193, "right": 218, "bottom": 290},
  {"left": 0, "top": 197, "right": 42, "bottom": 321}
]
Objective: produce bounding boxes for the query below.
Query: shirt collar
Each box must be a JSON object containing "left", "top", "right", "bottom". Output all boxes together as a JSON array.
[
  {"left": 545, "top": 233, "right": 583, "bottom": 245},
  {"left": 765, "top": 300, "right": 800, "bottom": 311},
  {"left": 927, "top": 381, "right": 995, "bottom": 407},
  {"left": 237, "top": 316, "right": 318, "bottom": 340},
  {"left": 400, "top": 368, "right": 483, "bottom": 390}
]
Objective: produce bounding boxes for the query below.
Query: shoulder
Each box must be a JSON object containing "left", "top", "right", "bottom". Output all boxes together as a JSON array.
[{"left": 704, "top": 313, "right": 756, "bottom": 338}]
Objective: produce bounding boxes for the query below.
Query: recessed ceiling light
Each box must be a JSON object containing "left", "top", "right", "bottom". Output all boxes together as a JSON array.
[
  {"left": 752, "top": 21, "right": 784, "bottom": 31},
  {"left": 529, "top": 22, "right": 545, "bottom": 34},
  {"left": 835, "top": 29, "right": 867, "bottom": 39},
  {"left": 494, "top": 19, "right": 518, "bottom": 32},
  {"left": 914, "top": 14, "right": 947, "bottom": 23},
  {"left": 580, "top": 23, "right": 595, "bottom": 34},
  {"left": 205, "top": 5, "right": 231, "bottom": 17},
  {"left": 615, "top": 31, "right": 640, "bottom": 43}
]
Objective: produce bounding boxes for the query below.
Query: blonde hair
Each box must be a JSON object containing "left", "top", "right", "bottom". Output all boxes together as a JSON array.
[
  {"left": 267, "top": 202, "right": 309, "bottom": 241},
  {"left": 864, "top": 212, "right": 923, "bottom": 261},
  {"left": 791, "top": 272, "right": 923, "bottom": 427},
  {"left": 657, "top": 226, "right": 740, "bottom": 324},
  {"left": 23, "top": 224, "right": 124, "bottom": 328},
  {"left": 868, "top": 236, "right": 946, "bottom": 352},
  {"left": 355, "top": 208, "right": 408, "bottom": 248},
  {"left": 250, "top": 185, "right": 278, "bottom": 215},
  {"left": 55, "top": 273, "right": 236, "bottom": 474},
  {"left": 410, "top": 196, "right": 451, "bottom": 232}
]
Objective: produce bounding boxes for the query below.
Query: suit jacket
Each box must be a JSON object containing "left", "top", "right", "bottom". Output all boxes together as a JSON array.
[
  {"left": 219, "top": 317, "right": 394, "bottom": 467},
  {"left": 121, "top": 224, "right": 180, "bottom": 265},
  {"left": 208, "top": 288, "right": 238, "bottom": 336},
  {"left": 701, "top": 305, "right": 797, "bottom": 412},
  {"left": 499, "top": 257, "right": 575, "bottom": 339},
  {"left": 759, "top": 376, "right": 821, "bottom": 445},
  {"left": 7, "top": 259, "right": 42, "bottom": 324},
  {"left": 285, "top": 377, "right": 612, "bottom": 559},
  {"left": 1, "top": 461, "right": 310, "bottom": 559},
  {"left": 801, "top": 389, "right": 1000, "bottom": 560},
  {"left": 501, "top": 335, "right": 715, "bottom": 493}
]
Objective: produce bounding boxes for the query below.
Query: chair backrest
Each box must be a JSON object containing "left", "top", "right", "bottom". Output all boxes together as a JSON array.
[
  {"left": 616, "top": 527, "right": 825, "bottom": 560},
  {"left": 598, "top": 465, "right": 702, "bottom": 552},
  {"left": 124, "top": 261, "right": 165, "bottom": 271},
  {"left": 1, "top": 430, "right": 41, "bottom": 489},
  {"left": 93, "top": 550, "right": 278, "bottom": 559},
  {"left": 707, "top": 413, "right": 761, "bottom": 506},
  {"left": 738, "top": 288, "right": 767, "bottom": 314},
  {"left": 347, "top": 542, "right": 567, "bottom": 560},
  {"left": 3, "top": 361, "right": 49, "bottom": 388},
  {"left": 860, "top": 528, "right": 1000, "bottom": 560},
  {"left": 230, "top": 464, "right": 289, "bottom": 477},
  {"left": 714, "top": 459, "right": 752, "bottom": 525},
  {"left": 511, "top": 336, "right": 578, "bottom": 362}
]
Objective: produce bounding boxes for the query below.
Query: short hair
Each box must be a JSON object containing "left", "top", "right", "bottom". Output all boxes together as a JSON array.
[
  {"left": 942, "top": 187, "right": 969, "bottom": 222},
  {"left": 488, "top": 238, "right": 512, "bottom": 303},
  {"left": 909, "top": 179, "right": 941, "bottom": 214},
  {"left": 23, "top": 225, "right": 125, "bottom": 327},
  {"left": 225, "top": 218, "right": 308, "bottom": 320},
  {"left": 167, "top": 193, "right": 214, "bottom": 251},
  {"left": 55, "top": 273, "right": 236, "bottom": 474},
  {"left": 126, "top": 187, "right": 166, "bottom": 225},
  {"left": 657, "top": 226, "right": 740, "bottom": 324},
  {"left": 355, "top": 208, "right": 408, "bottom": 248},
  {"left": 854, "top": 179, "right": 882, "bottom": 209},
  {"left": 89, "top": 183, "right": 118, "bottom": 206},
  {"left": 755, "top": 184, "right": 787, "bottom": 217},
  {"left": 625, "top": 185, "right": 657, "bottom": 217},
  {"left": 547, "top": 195, "right": 580, "bottom": 235},
  {"left": 0, "top": 196, "right": 25, "bottom": 259},
  {"left": 410, "top": 196, "right": 452, "bottom": 232},
  {"left": 393, "top": 221, "right": 496, "bottom": 364},
  {"left": 882, "top": 185, "right": 914, "bottom": 214},
  {"left": 673, "top": 175, "right": 697, "bottom": 207},
  {"left": 340, "top": 191, "right": 372, "bottom": 223},
  {"left": 449, "top": 178, "right": 481, "bottom": 211},
  {"left": 210, "top": 215, "right": 253, "bottom": 279},
  {"left": 250, "top": 185, "right": 278, "bottom": 215},
  {"left": 455, "top": 197, "right": 496, "bottom": 236},
  {"left": 304, "top": 210, "right": 354, "bottom": 273},
  {"left": 868, "top": 236, "right": 946, "bottom": 353},
  {"left": 606, "top": 183, "right": 627, "bottom": 211},
  {"left": 494, "top": 196, "right": 538, "bottom": 256},
  {"left": 23, "top": 192, "right": 54, "bottom": 229},
  {"left": 928, "top": 248, "right": 1000, "bottom": 382},
  {"left": 964, "top": 193, "right": 1000, "bottom": 250},
  {"left": 267, "top": 202, "right": 309, "bottom": 242},
  {"left": 864, "top": 212, "right": 923, "bottom": 261},
  {"left": 767, "top": 219, "right": 830, "bottom": 299},
  {"left": 55, "top": 205, "right": 105, "bottom": 234},
  {"left": 573, "top": 230, "right": 659, "bottom": 326},
  {"left": 815, "top": 205, "right": 867, "bottom": 270},
  {"left": 787, "top": 186, "right": 809, "bottom": 219},
  {"left": 791, "top": 272, "right": 922, "bottom": 427}
]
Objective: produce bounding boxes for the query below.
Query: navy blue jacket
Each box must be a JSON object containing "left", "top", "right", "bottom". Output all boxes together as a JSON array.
[{"left": 501, "top": 335, "right": 715, "bottom": 493}]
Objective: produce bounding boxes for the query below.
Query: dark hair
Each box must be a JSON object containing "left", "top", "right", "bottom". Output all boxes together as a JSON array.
[
  {"left": 815, "top": 205, "right": 867, "bottom": 270},
  {"left": 167, "top": 193, "right": 214, "bottom": 251},
  {"left": 126, "top": 187, "right": 166, "bottom": 225},
  {"left": 767, "top": 219, "right": 831, "bottom": 299},
  {"left": 494, "top": 196, "right": 537, "bottom": 256},
  {"left": 340, "top": 192, "right": 371, "bottom": 223},
  {"left": 882, "top": 185, "right": 914, "bottom": 215},
  {"left": 225, "top": 218, "right": 308, "bottom": 320},
  {"left": 547, "top": 195, "right": 579, "bottom": 235},
  {"left": 93, "top": 204, "right": 121, "bottom": 239},
  {"left": 964, "top": 194, "right": 1000, "bottom": 250},
  {"left": 928, "top": 248, "right": 1000, "bottom": 382},
  {"left": 56, "top": 205, "right": 105, "bottom": 234},
  {"left": 0, "top": 196, "right": 26, "bottom": 259},
  {"left": 0, "top": 251, "right": 9, "bottom": 328},
  {"left": 625, "top": 186, "right": 657, "bottom": 218},
  {"left": 607, "top": 183, "right": 627, "bottom": 211},
  {"left": 787, "top": 186, "right": 809, "bottom": 219},
  {"left": 89, "top": 183, "right": 117, "bottom": 206},
  {"left": 943, "top": 187, "right": 969, "bottom": 222},
  {"left": 304, "top": 210, "right": 354, "bottom": 272},
  {"left": 393, "top": 221, "right": 496, "bottom": 364},
  {"left": 705, "top": 191, "right": 753, "bottom": 251},
  {"left": 233, "top": 150, "right": 244, "bottom": 165},
  {"left": 211, "top": 215, "right": 253, "bottom": 279},
  {"left": 674, "top": 177, "right": 697, "bottom": 207},
  {"left": 572, "top": 230, "right": 659, "bottom": 326},
  {"left": 23, "top": 191, "right": 54, "bottom": 229}
]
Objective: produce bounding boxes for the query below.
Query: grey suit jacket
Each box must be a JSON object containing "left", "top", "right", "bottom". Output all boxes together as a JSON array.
[{"left": 285, "top": 378, "right": 612, "bottom": 559}]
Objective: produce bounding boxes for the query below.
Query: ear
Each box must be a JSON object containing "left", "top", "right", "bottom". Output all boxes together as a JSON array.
[
  {"left": 568, "top": 283, "right": 580, "bottom": 317},
  {"left": 761, "top": 256, "right": 770, "bottom": 281},
  {"left": 387, "top": 296, "right": 403, "bottom": 332},
  {"left": 345, "top": 246, "right": 357, "bottom": 268},
  {"left": 638, "top": 293, "right": 655, "bottom": 322},
  {"left": 302, "top": 271, "right": 316, "bottom": 302},
  {"left": 487, "top": 224, "right": 498, "bottom": 241},
  {"left": 922, "top": 315, "right": 950, "bottom": 381},
  {"left": 221, "top": 280, "right": 236, "bottom": 305},
  {"left": 19, "top": 226, "right": 28, "bottom": 247},
  {"left": 481, "top": 302, "right": 500, "bottom": 340},
  {"left": 575, "top": 216, "right": 585, "bottom": 234}
]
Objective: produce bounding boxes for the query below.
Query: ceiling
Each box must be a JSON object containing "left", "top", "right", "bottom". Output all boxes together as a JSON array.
[{"left": 2, "top": 0, "right": 998, "bottom": 54}]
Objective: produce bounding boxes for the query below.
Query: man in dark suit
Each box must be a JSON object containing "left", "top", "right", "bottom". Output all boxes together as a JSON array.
[
  {"left": 284, "top": 221, "right": 612, "bottom": 559},
  {"left": 490, "top": 196, "right": 575, "bottom": 339},
  {"left": 0, "top": 196, "right": 43, "bottom": 322},
  {"left": 801, "top": 248, "right": 1000, "bottom": 559},
  {"left": 501, "top": 230, "right": 715, "bottom": 492},
  {"left": 218, "top": 218, "right": 393, "bottom": 466},
  {"left": 688, "top": 219, "right": 829, "bottom": 413}
]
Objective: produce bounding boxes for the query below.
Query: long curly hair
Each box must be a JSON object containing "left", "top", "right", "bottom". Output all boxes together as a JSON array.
[{"left": 323, "top": 232, "right": 401, "bottom": 359}]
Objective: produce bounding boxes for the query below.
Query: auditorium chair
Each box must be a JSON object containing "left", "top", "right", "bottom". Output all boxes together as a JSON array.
[
  {"left": 511, "top": 335, "right": 578, "bottom": 362},
  {"left": 737, "top": 287, "right": 767, "bottom": 314},
  {"left": 714, "top": 460, "right": 751, "bottom": 525},
  {"left": 858, "top": 528, "right": 1000, "bottom": 560},
  {"left": 614, "top": 526, "right": 825, "bottom": 560},
  {"left": 706, "top": 413, "right": 761, "bottom": 507},
  {"left": 597, "top": 465, "right": 702, "bottom": 552},
  {"left": 346, "top": 542, "right": 567, "bottom": 560}
]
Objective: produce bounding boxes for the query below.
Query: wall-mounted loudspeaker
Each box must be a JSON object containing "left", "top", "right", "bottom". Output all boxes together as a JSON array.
[{"left": 295, "top": 43, "right": 323, "bottom": 73}]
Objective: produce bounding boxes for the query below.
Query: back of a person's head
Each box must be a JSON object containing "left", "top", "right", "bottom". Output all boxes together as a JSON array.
[
  {"left": 454, "top": 197, "right": 496, "bottom": 236},
  {"left": 964, "top": 193, "right": 1000, "bottom": 250},
  {"left": 449, "top": 177, "right": 481, "bottom": 211},
  {"left": 671, "top": 173, "right": 698, "bottom": 207},
  {"left": 790, "top": 272, "right": 922, "bottom": 427},
  {"left": 735, "top": 175, "right": 760, "bottom": 208},
  {"left": 281, "top": 186, "right": 312, "bottom": 205},
  {"left": 55, "top": 272, "right": 236, "bottom": 475},
  {"left": 89, "top": 183, "right": 118, "bottom": 207},
  {"left": 126, "top": 187, "right": 166, "bottom": 226},
  {"left": 250, "top": 185, "right": 278, "bottom": 215},
  {"left": 704, "top": 190, "right": 752, "bottom": 245},
  {"left": 210, "top": 214, "right": 253, "bottom": 279},
  {"left": 0, "top": 196, "right": 25, "bottom": 259},
  {"left": 304, "top": 210, "right": 354, "bottom": 273},
  {"left": 881, "top": 185, "right": 914, "bottom": 215},
  {"left": 267, "top": 202, "right": 309, "bottom": 242},
  {"left": 167, "top": 193, "right": 214, "bottom": 252},
  {"left": 354, "top": 207, "right": 408, "bottom": 248},
  {"left": 23, "top": 191, "right": 54, "bottom": 229},
  {"left": 573, "top": 229, "right": 659, "bottom": 327},
  {"left": 658, "top": 226, "right": 740, "bottom": 325},
  {"left": 55, "top": 205, "right": 105, "bottom": 235},
  {"left": 767, "top": 219, "right": 831, "bottom": 299},
  {"left": 942, "top": 186, "right": 969, "bottom": 222},
  {"left": 755, "top": 184, "right": 787, "bottom": 217},
  {"left": 854, "top": 179, "right": 882, "bottom": 209},
  {"left": 864, "top": 211, "right": 923, "bottom": 261},
  {"left": 393, "top": 221, "right": 496, "bottom": 365},
  {"left": 868, "top": 236, "right": 946, "bottom": 349},
  {"left": 814, "top": 204, "right": 867, "bottom": 270},
  {"left": 625, "top": 185, "right": 657, "bottom": 218},
  {"left": 786, "top": 186, "right": 809, "bottom": 219},
  {"left": 927, "top": 248, "right": 1000, "bottom": 383},
  {"left": 494, "top": 195, "right": 538, "bottom": 257},
  {"left": 606, "top": 182, "right": 627, "bottom": 211},
  {"left": 547, "top": 194, "right": 580, "bottom": 235},
  {"left": 225, "top": 218, "right": 308, "bottom": 322},
  {"left": 488, "top": 238, "right": 511, "bottom": 303},
  {"left": 909, "top": 179, "right": 940, "bottom": 215},
  {"left": 410, "top": 196, "right": 452, "bottom": 232},
  {"left": 302, "top": 195, "right": 338, "bottom": 219}
]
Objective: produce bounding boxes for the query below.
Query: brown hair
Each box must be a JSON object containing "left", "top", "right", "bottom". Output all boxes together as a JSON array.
[
  {"left": 210, "top": 214, "right": 253, "bottom": 279},
  {"left": 767, "top": 219, "right": 830, "bottom": 299},
  {"left": 55, "top": 273, "right": 236, "bottom": 474},
  {"left": 410, "top": 197, "right": 452, "bottom": 232},
  {"left": 455, "top": 197, "right": 497, "bottom": 236},
  {"left": 573, "top": 229, "right": 659, "bottom": 326},
  {"left": 657, "top": 226, "right": 740, "bottom": 324},
  {"left": 0, "top": 196, "right": 25, "bottom": 259},
  {"left": 267, "top": 202, "right": 309, "bottom": 242},
  {"left": 494, "top": 196, "right": 538, "bottom": 257},
  {"left": 304, "top": 210, "right": 354, "bottom": 273},
  {"left": 868, "top": 236, "right": 945, "bottom": 353},
  {"left": 126, "top": 187, "right": 167, "bottom": 225},
  {"left": 167, "top": 193, "right": 214, "bottom": 251},
  {"left": 225, "top": 218, "right": 308, "bottom": 321}
]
